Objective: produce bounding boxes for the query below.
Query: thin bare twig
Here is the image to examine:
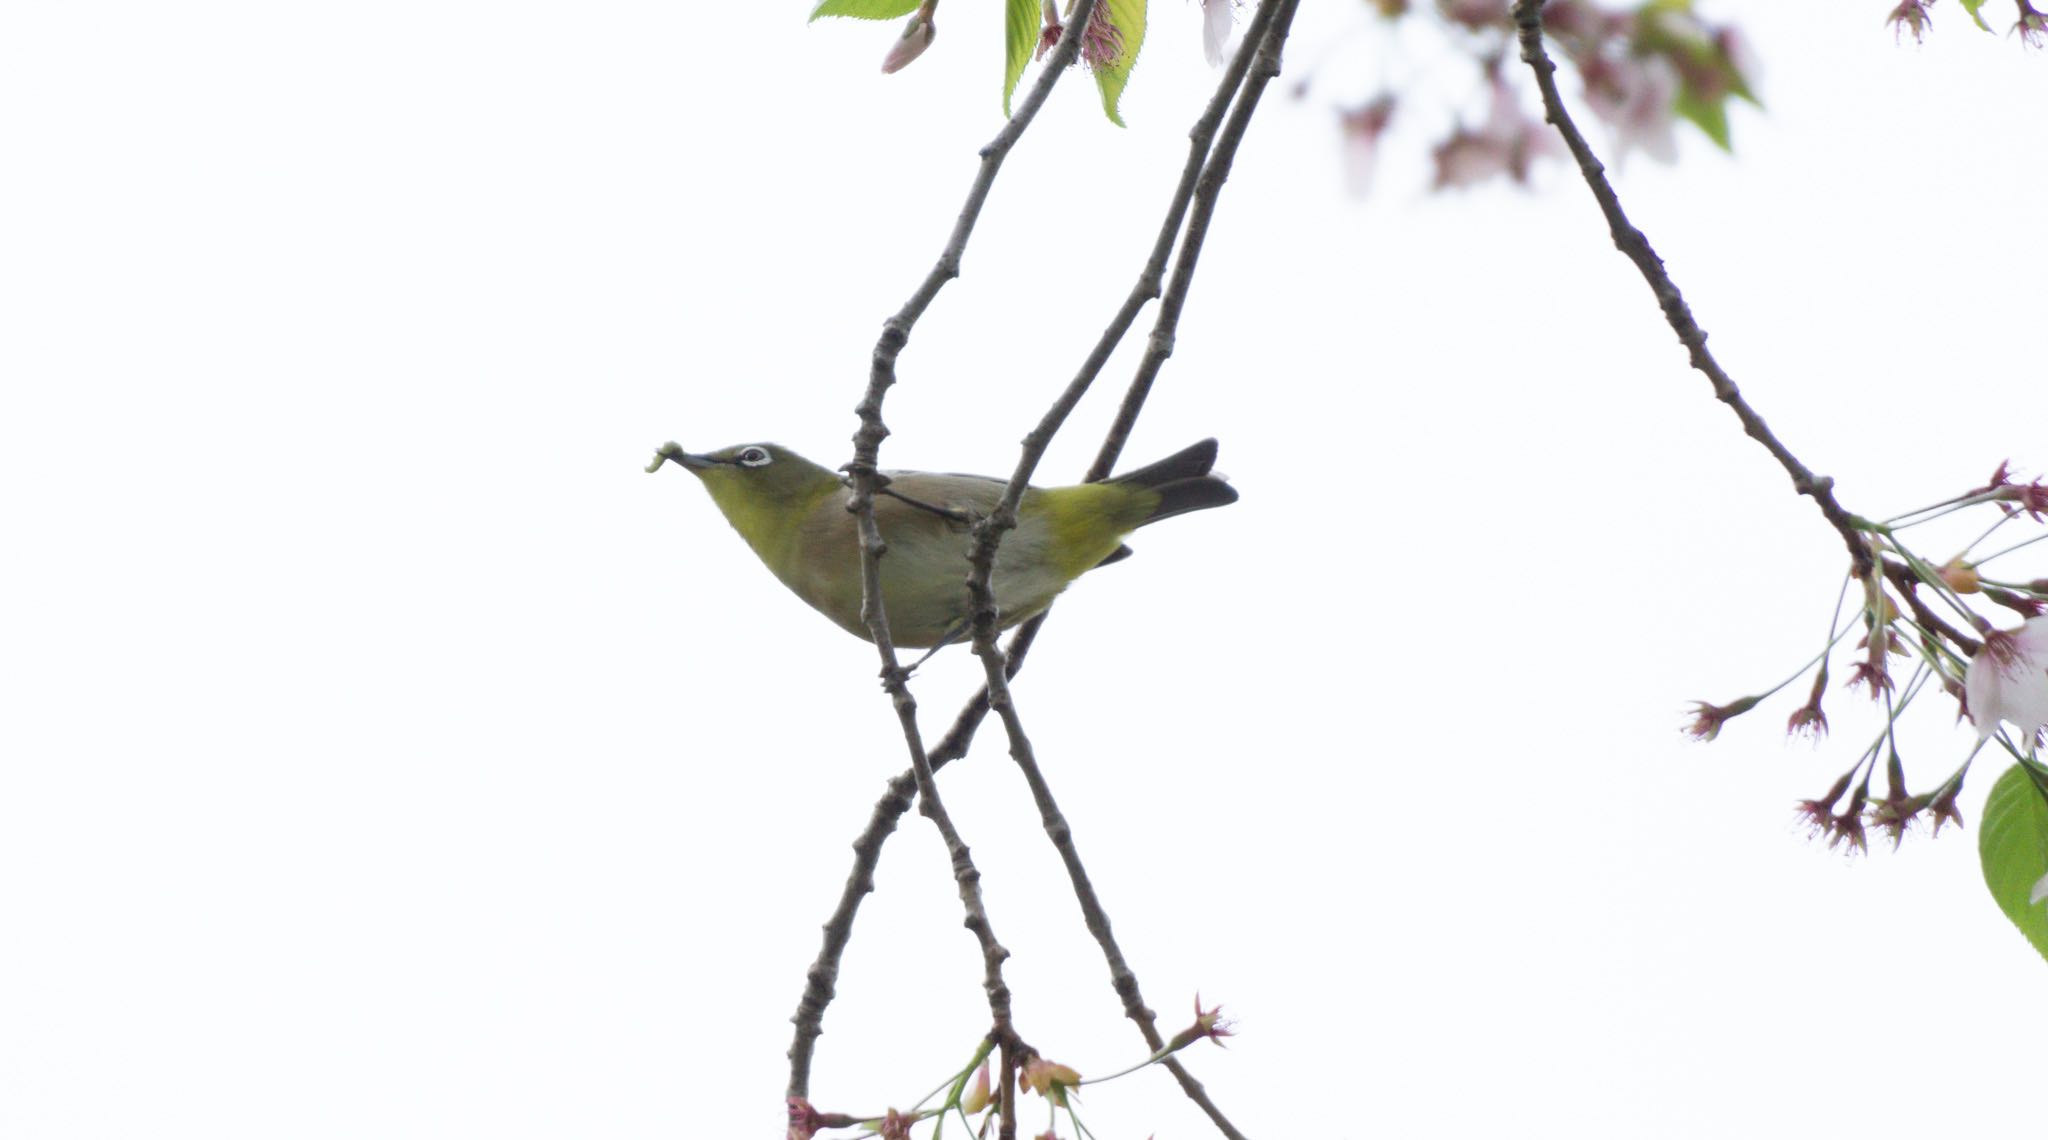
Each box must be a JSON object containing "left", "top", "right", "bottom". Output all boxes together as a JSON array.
[
  {"left": 930, "top": 0, "right": 1288, "bottom": 769},
  {"left": 957, "top": 11, "right": 1300, "bottom": 1140},
  {"left": 977, "top": 0, "right": 1291, "bottom": 527},
  {"left": 1511, "top": 0, "right": 1874, "bottom": 581},
  {"left": 785, "top": 0, "right": 1100, "bottom": 1097},
  {"left": 791, "top": 1, "right": 1263, "bottom": 1087},
  {"left": 785, "top": 772, "right": 917, "bottom": 1098},
  {"left": 789, "top": 5, "right": 1299, "bottom": 1128},
  {"left": 847, "top": 0, "right": 1101, "bottom": 488},
  {"left": 853, "top": 460, "right": 1017, "bottom": 1025}
]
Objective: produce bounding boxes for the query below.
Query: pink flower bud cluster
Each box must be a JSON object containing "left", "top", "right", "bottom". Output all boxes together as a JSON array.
[
  {"left": 1321, "top": 0, "right": 1757, "bottom": 197},
  {"left": 1688, "top": 460, "right": 2046, "bottom": 854}
]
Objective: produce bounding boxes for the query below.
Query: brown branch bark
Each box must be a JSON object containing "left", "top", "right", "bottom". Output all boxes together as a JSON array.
[
  {"left": 956, "top": 11, "right": 1300, "bottom": 1140},
  {"left": 1881, "top": 556, "right": 1983, "bottom": 656},
  {"left": 789, "top": 9, "right": 1300, "bottom": 1136},
  {"left": 929, "top": 0, "right": 1290, "bottom": 767},
  {"left": 1511, "top": 0, "right": 1874, "bottom": 581},
  {"left": 785, "top": 0, "right": 1100, "bottom": 1098}
]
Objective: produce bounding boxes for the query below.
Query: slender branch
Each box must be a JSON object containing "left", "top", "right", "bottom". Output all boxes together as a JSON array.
[
  {"left": 1086, "top": 0, "right": 1290, "bottom": 483},
  {"left": 788, "top": 1, "right": 1299, "bottom": 1118},
  {"left": 977, "top": 0, "right": 1290, "bottom": 533},
  {"left": 997, "top": 1041, "right": 1018, "bottom": 1140},
  {"left": 917, "top": 0, "right": 1292, "bottom": 771},
  {"left": 849, "top": 475, "right": 1018, "bottom": 1040},
  {"left": 1510, "top": 0, "right": 1874, "bottom": 581},
  {"left": 928, "top": 619, "right": 1040, "bottom": 767},
  {"left": 955, "top": 9, "right": 1302, "bottom": 1140},
  {"left": 785, "top": 771, "right": 917, "bottom": 1097},
  {"left": 785, "top": 2, "right": 1101, "bottom": 1097},
  {"left": 791, "top": 5, "right": 1265, "bottom": 1085},
  {"left": 848, "top": 0, "right": 1099, "bottom": 486}
]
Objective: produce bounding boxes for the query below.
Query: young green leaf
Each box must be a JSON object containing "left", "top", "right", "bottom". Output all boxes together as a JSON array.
[
  {"left": 1090, "top": 0, "right": 1149, "bottom": 126},
  {"left": 1674, "top": 87, "right": 1731, "bottom": 151},
  {"left": 1003, "top": 0, "right": 1039, "bottom": 116},
  {"left": 810, "top": 0, "right": 922, "bottom": 23},
  {"left": 1958, "top": 0, "right": 1993, "bottom": 32},
  {"left": 1979, "top": 760, "right": 2048, "bottom": 965}
]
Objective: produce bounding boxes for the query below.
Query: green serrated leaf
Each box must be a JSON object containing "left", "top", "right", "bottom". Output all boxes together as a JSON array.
[
  {"left": 1674, "top": 87, "right": 1731, "bottom": 151},
  {"left": 1959, "top": 0, "right": 1993, "bottom": 32},
  {"left": 1088, "top": 0, "right": 1148, "bottom": 127},
  {"left": 810, "top": 0, "right": 921, "bottom": 23},
  {"left": 1980, "top": 761, "right": 2048, "bottom": 964},
  {"left": 1003, "top": 0, "right": 1039, "bottom": 117}
]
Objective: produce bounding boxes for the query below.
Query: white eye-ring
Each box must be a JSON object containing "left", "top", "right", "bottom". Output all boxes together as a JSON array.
[{"left": 738, "top": 446, "right": 773, "bottom": 468}]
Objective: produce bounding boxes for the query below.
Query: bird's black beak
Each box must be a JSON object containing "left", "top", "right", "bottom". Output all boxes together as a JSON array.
[{"left": 646, "top": 442, "right": 718, "bottom": 474}]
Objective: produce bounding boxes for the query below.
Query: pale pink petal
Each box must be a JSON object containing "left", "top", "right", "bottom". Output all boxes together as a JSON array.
[
  {"left": 1202, "top": 0, "right": 1236, "bottom": 66},
  {"left": 1965, "top": 616, "right": 2048, "bottom": 741},
  {"left": 1583, "top": 55, "right": 1680, "bottom": 165},
  {"left": 1339, "top": 95, "right": 1394, "bottom": 198},
  {"left": 1431, "top": 129, "right": 1512, "bottom": 190}
]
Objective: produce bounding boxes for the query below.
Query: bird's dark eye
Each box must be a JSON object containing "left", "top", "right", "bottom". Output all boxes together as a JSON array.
[{"left": 738, "top": 446, "right": 773, "bottom": 468}]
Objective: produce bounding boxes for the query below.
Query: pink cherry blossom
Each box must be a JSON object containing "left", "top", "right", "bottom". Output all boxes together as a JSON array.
[
  {"left": 1964, "top": 616, "right": 2048, "bottom": 744},
  {"left": 1201, "top": 0, "right": 1237, "bottom": 66}
]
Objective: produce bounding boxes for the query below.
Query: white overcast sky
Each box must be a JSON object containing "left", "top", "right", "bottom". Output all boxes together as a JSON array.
[{"left": 4, "top": 2, "right": 2046, "bottom": 1138}]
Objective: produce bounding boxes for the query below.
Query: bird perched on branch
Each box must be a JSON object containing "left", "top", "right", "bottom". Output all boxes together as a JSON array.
[{"left": 648, "top": 438, "right": 1237, "bottom": 651}]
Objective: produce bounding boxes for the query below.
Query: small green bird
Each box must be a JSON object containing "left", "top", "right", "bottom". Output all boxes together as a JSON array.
[{"left": 649, "top": 438, "right": 1237, "bottom": 649}]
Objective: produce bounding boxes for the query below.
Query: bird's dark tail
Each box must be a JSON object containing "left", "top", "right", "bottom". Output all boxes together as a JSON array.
[
  {"left": 1109, "top": 439, "right": 1238, "bottom": 526},
  {"left": 1109, "top": 438, "right": 1219, "bottom": 489}
]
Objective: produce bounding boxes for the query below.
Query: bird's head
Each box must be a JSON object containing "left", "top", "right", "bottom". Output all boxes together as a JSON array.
[{"left": 648, "top": 441, "right": 842, "bottom": 534}]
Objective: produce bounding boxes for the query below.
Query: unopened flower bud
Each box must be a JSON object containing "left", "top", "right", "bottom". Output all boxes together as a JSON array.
[
  {"left": 881, "top": 8, "right": 936, "bottom": 74},
  {"left": 1941, "top": 560, "right": 1981, "bottom": 594},
  {"left": 961, "top": 1060, "right": 991, "bottom": 1115},
  {"left": 1986, "top": 587, "right": 2046, "bottom": 618}
]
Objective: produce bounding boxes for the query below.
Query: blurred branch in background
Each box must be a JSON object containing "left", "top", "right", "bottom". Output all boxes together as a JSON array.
[{"left": 1308, "top": 0, "right": 2042, "bottom": 200}]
